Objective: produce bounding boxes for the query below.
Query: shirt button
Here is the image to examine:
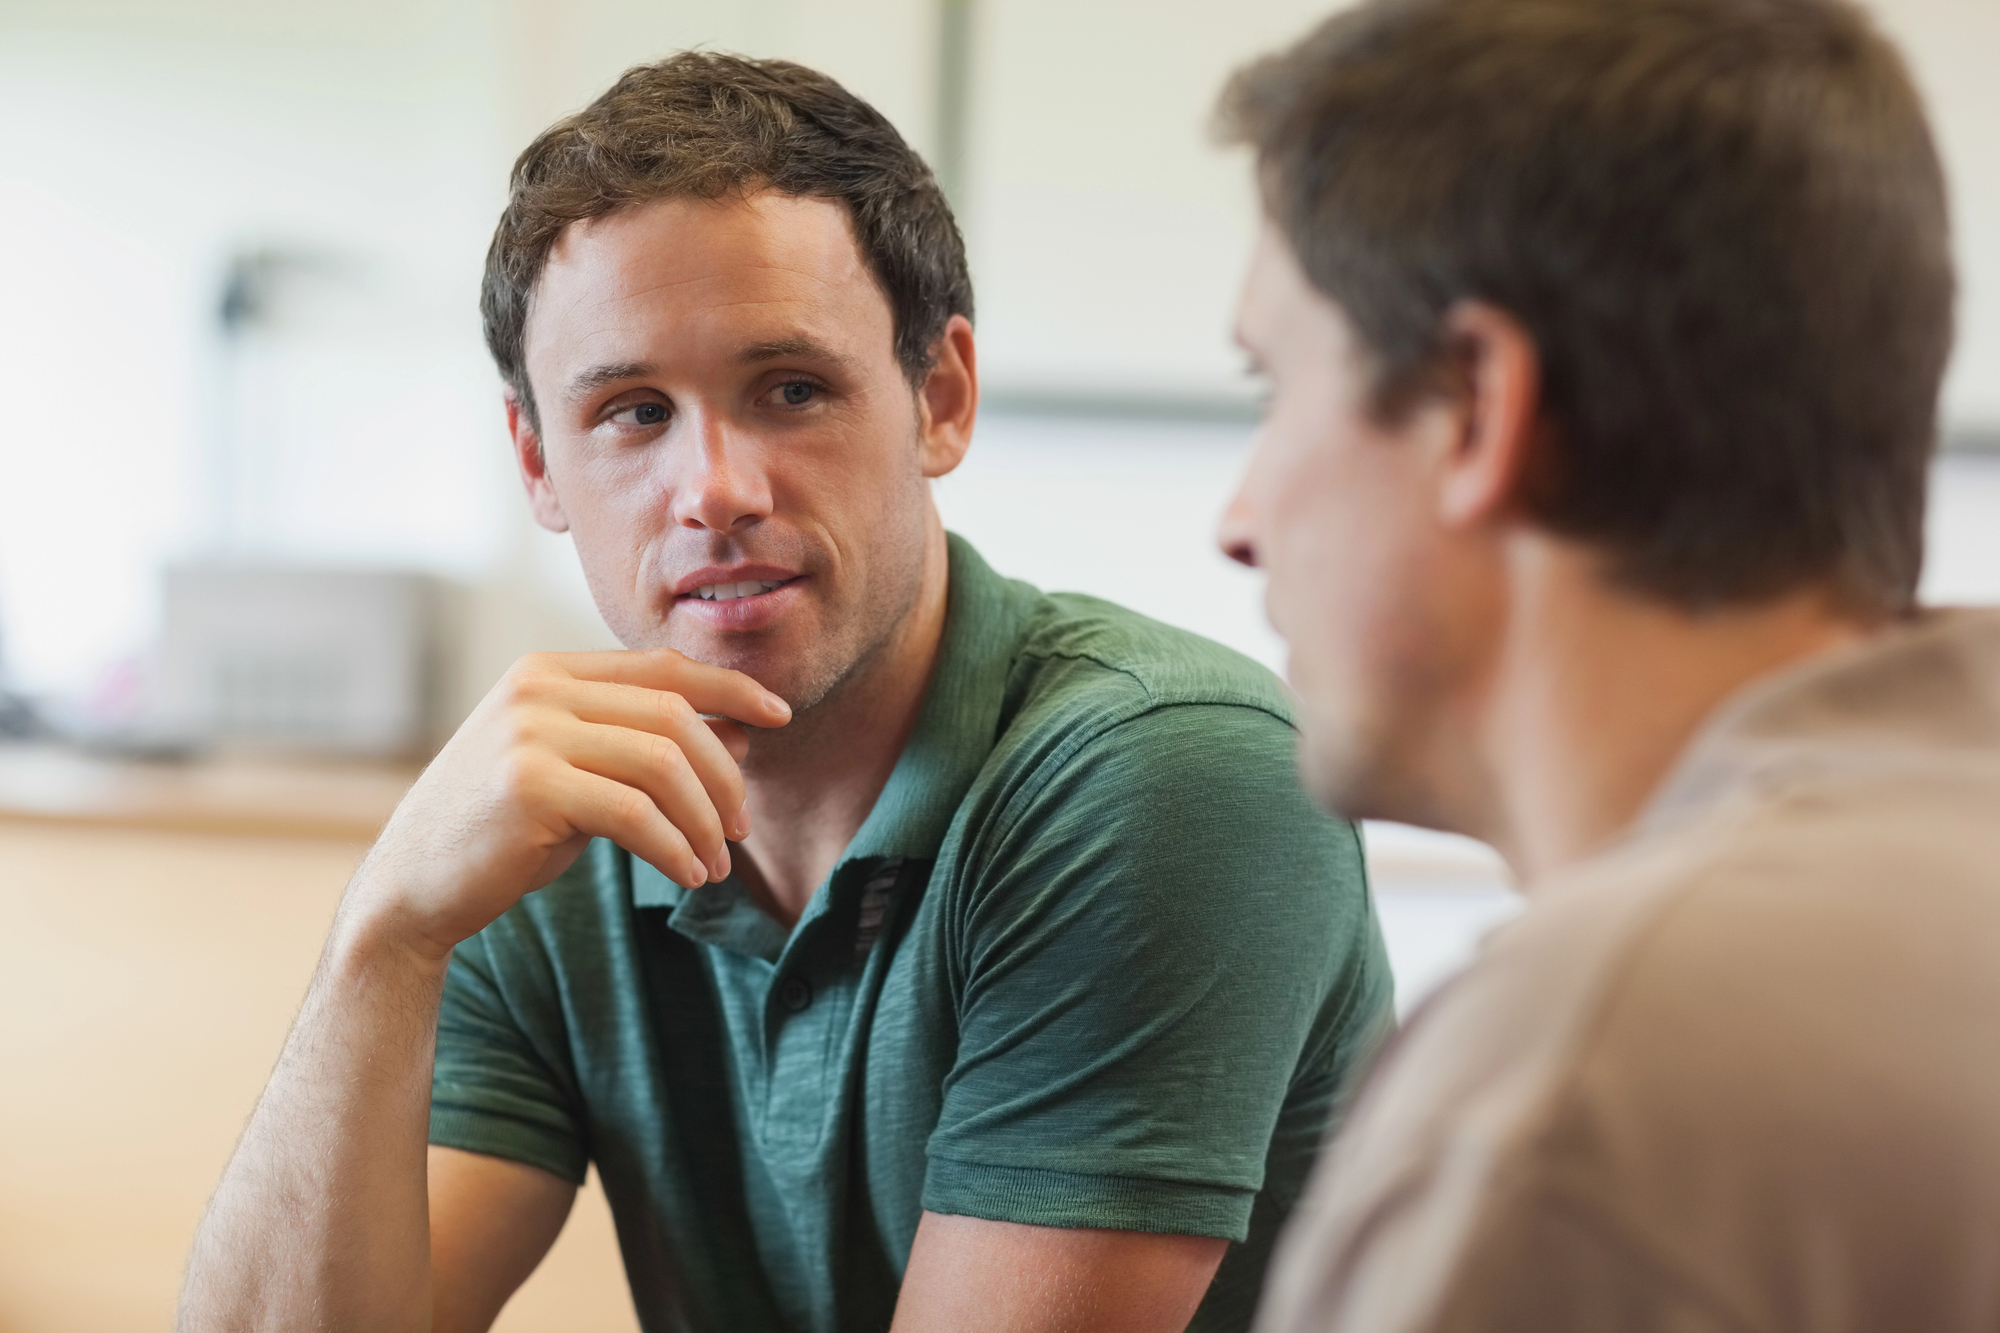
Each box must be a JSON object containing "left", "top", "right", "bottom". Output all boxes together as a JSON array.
[{"left": 777, "top": 976, "right": 814, "bottom": 1013}]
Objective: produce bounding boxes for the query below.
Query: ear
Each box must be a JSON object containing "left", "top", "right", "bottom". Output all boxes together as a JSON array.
[
  {"left": 915, "top": 314, "right": 978, "bottom": 479},
  {"left": 507, "top": 387, "right": 570, "bottom": 533},
  {"left": 1433, "top": 301, "right": 1543, "bottom": 530}
]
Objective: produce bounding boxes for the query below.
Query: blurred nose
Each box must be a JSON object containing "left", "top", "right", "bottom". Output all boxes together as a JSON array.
[
  {"left": 1217, "top": 484, "right": 1260, "bottom": 569},
  {"left": 670, "top": 410, "right": 772, "bottom": 535}
]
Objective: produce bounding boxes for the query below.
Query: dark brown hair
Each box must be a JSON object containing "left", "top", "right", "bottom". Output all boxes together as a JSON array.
[
  {"left": 483, "top": 52, "right": 973, "bottom": 429},
  {"left": 1220, "top": 0, "right": 1954, "bottom": 614}
]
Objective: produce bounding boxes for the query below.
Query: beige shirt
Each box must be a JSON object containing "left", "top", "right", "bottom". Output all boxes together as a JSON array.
[{"left": 1256, "top": 609, "right": 2000, "bottom": 1333}]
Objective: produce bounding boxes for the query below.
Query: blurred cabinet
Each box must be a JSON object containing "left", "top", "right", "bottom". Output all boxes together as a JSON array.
[{"left": 0, "top": 777, "right": 635, "bottom": 1333}]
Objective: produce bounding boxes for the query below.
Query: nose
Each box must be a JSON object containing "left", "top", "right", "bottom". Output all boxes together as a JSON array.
[
  {"left": 1217, "top": 486, "right": 1260, "bottom": 569},
  {"left": 670, "top": 410, "right": 773, "bottom": 535}
]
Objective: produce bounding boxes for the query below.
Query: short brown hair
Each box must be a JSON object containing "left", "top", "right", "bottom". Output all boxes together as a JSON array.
[
  {"left": 1220, "top": 0, "right": 1954, "bottom": 614},
  {"left": 483, "top": 52, "right": 973, "bottom": 429}
]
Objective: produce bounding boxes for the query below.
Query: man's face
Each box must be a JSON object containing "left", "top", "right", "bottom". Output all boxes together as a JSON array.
[
  {"left": 516, "top": 191, "right": 951, "bottom": 711},
  {"left": 1220, "top": 224, "right": 1497, "bottom": 826}
]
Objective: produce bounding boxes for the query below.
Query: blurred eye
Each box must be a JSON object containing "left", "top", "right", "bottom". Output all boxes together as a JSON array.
[
  {"left": 769, "top": 380, "right": 818, "bottom": 409},
  {"left": 609, "top": 401, "right": 668, "bottom": 427}
]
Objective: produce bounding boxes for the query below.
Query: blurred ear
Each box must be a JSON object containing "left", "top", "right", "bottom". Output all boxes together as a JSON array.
[
  {"left": 507, "top": 388, "right": 570, "bottom": 533},
  {"left": 1434, "top": 301, "right": 1544, "bottom": 530},
  {"left": 916, "top": 314, "right": 978, "bottom": 479}
]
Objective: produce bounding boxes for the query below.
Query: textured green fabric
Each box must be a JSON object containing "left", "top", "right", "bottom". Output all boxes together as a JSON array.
[{"left": 430, "top": 534, "right": 1393, "bottom": 1333}]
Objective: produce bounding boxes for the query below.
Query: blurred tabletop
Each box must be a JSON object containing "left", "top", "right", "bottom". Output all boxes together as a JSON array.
[
  {"left": 0, "top": 742, "right": 639, "bottom": 1333},
  {"left": 0, "top": 741, "right": 419, "bottom": 839}
]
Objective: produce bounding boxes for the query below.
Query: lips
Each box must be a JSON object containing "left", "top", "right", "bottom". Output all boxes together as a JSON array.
[
  {"left": 669, "top": 564, "right": 804, "bottom": 632},
  {"left": 690, "top": 578, "right": 787, "bottom": 602},
  {"left": 671, "top": 565, "right": 802, "bottom": 600}
]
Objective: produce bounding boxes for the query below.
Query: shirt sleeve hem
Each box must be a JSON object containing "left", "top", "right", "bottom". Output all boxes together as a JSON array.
[
  {"left": 428, "top": 1106, "right": 588, "bottom": 1187},
  {"left": 921, "top": 1154, "right": 1255, "bottom": 1242}
]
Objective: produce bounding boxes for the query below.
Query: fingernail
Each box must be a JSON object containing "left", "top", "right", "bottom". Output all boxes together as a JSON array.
[
  {"left": 710, "top": 851, "right": 731, "bottom": 881},
  {"left": 733, "top": 815, "right": 752, "bottom": 839},
  {"left": 765, "top": 692, "right": 791, "bottom": 718},
  {"left": 688, "top": 866, "right": 708, "bottom": 888}
]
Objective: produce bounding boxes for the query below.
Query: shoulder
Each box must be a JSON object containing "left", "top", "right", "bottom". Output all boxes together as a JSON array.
[
  {"left": 938, "top": 592, "right": 1369, "bottom": 970},
  {"left": 1553, "top": 789, "right": 2000, "bottom": 1192},
  {"left": 1295, "top": 791, "right": 2000, "bottom": 1333},
  {"left": 1008, "top": 587, "right": 1299, "bottom": 730},
  {"left": 970, "top": 588, "right": 1342, "bottom": 872},
  {"left": 967, "top": 588, "right": 1304, "bottom": 812}
]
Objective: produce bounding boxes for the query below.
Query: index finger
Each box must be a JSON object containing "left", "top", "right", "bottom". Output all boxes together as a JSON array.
[{"left": 553, "top": 649, "right": 793, "bottom": 728}]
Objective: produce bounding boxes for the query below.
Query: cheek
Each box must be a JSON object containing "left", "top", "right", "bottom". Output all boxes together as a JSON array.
[{"left": 1260, "top": 425, "right": 1429, "bottom": 699}]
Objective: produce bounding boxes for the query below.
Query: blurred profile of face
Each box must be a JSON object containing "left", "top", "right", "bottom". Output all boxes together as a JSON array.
[
  {"left": 516, "top": 191, "right": 956, "bottom": 713},
  {"left": 1219, "top": 223, "right": 1489, "bottom": 826}
]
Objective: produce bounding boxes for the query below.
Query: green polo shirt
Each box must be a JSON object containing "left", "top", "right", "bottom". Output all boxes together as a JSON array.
[{"left": 430, "top": 533, "right": 1392, "bottom": 1333}]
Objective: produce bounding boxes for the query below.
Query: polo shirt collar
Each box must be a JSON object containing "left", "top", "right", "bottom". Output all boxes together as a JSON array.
[{"left": 630, "top": 533, "right": 1028, "bottom": 953}]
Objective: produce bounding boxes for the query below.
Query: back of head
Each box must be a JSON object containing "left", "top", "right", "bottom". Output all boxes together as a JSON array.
[
  {"left": 1220, "top": 0, "right": 1954, "bottom": 616},
  {"left": 483, "top": 52, "right": 973, "bottom": 428}
]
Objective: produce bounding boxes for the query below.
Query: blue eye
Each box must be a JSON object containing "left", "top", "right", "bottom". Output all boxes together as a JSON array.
[
  {"left": 610, "top": 401, "right": 668, "bottom": 426},
  {"left": 777, "top": 380, "right": 816, "bottom": 407}
]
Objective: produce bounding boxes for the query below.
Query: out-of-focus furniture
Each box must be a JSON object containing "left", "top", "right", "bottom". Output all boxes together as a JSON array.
[{"left": 0, "top": 745, "right": 637, "bottom": 1333}]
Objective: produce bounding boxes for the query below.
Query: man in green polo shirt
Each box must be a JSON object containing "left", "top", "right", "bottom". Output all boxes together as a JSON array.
[{"left": 179, "top": 53, "right": 1391, "bottom": 1333}]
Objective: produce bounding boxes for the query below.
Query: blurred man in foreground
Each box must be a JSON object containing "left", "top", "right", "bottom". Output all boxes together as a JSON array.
[
  {"left": 179, "top": 53, "right": 1391, "bottom": 1333},
  {"left": 1216, "top": 0, "right": 2000, "bottom": 1328}
]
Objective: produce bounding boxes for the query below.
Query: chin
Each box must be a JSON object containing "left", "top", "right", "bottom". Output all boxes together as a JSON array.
[
  {"left": 1295, "top": 715, "right": 1375, "bottom": 821},
  {"left": 1296, "top": 695, "right": 1424, "bottom": 828},
  {"left": 679, "top": 628, "right": 850, "bottom": 715}
]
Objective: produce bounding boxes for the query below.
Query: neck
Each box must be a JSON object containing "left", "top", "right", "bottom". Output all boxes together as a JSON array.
[
  {"left": 733, "top": 519, "right": 951, "bottom": 926},
  {"left": 1468, "top": 536, "right": 1875, "bottom": 886}
]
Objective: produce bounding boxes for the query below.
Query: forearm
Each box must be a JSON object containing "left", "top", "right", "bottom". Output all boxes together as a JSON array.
[{"left": 178, "top": 890, "right": 450, "bottom": 1333}]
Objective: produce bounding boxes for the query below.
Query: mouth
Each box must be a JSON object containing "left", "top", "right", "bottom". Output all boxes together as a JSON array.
[
  {"left": 670, "top": 566, "right": 805, "bottom": 629},
  {"left": 686, "top": 578, "right": 792, "bottom": 602}
]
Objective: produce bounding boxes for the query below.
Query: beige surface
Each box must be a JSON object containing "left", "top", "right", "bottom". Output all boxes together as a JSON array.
[
  {"left": 0, "top": 818, "right": 639, "bottom": 1333},
  {"left": 0, "top": 743, "right": 419, "bottom": 840}
]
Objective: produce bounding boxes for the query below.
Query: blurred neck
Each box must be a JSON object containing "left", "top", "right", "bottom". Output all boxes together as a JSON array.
[{"left": 1469, "top": 535, "right": 1875, "bottom": 886}]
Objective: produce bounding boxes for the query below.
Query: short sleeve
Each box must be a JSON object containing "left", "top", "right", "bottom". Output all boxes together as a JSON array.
[
  {"left": 922, "top": 702, "right": 1393, "bottom": 1242},
  {"left": 430, "top": 907, "right": 590, "bottom": 1186}
]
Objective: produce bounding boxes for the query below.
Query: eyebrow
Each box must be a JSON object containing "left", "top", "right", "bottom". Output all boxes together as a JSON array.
[
  {"left": 559, "top": 337, "right": 855, "bottom": 409},
  {"left": 737, "top": 335, "right": 852, "bottom": 368},
  {"left": 562, "top": 361, "right": 655, "bottom": 408}
]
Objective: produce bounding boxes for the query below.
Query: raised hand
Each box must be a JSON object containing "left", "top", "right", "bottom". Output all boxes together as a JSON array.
[{"left": 355, "top": 648, "right": 792, "bottom": 958}]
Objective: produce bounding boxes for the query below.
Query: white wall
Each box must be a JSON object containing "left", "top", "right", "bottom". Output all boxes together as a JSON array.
[
  {"left": 1869, "top": 0, "right": 2000, "bottom": 430},
  {"left": 959, "top": 0, "right": 2000, "bottom": 425},
  {"left": 961, "top": 0, "right": 1332, "bottom": 400},
  {"left": 0, "top": 0, "right": 939, "bottom": 712},
  {"left": 2, "top": 0, "right": 1997, "bottom": 720}
]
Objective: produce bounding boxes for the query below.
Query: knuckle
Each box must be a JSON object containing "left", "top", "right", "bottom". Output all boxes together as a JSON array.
[
  {"left": 494, "top": 705, "right": 552, "bottom": 758},
  {"left": 608, "top": 783, "right": 654, "bottom": 830},
  {"left": 494, "top": 748, "right": 552, "bottom": 802},
  {"left": 645, "top": 733, "right": 686, "bottom": 773},
  {"left": 499, "top": 657, "right": 555, "bottom": 705},
  {"left": 656, "top": 691, "right": 695, "bottom": 729}
]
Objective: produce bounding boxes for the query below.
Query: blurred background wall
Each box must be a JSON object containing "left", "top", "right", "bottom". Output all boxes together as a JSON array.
[
  {"left": 1, "top": 1, "right": 1996, "bottom": 1329},
  {"left": 1, "top": 0, "right": 1996, "bottom": 727}
]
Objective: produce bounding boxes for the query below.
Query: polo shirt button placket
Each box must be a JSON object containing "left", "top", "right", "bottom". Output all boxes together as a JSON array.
[{"left": 776, "top": 975, "right": 814, "bottom": 1014}]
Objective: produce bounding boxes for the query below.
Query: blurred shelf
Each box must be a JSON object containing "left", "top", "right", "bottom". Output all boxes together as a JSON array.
[{"left": 0, "top": 742, "right": 416, "bottom": 841}]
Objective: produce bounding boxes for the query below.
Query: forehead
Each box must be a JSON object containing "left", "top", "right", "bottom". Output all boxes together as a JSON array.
[{"left": 524, "top": 191, "right": 891, "bottom": 374}]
